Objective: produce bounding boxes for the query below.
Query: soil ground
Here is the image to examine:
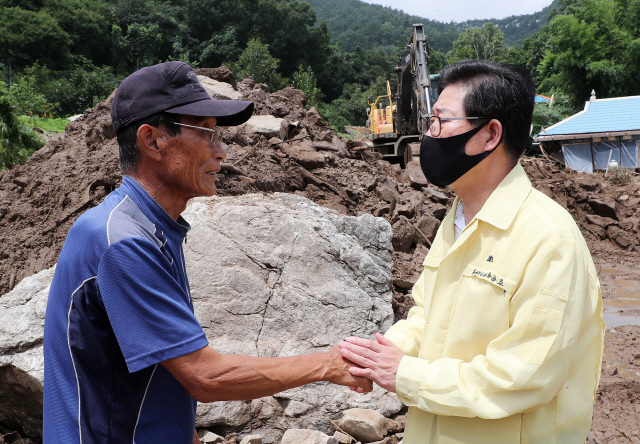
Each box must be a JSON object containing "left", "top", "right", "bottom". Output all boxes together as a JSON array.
[{"left": 0, "top": 81, "right": 639, "bottom": 442}]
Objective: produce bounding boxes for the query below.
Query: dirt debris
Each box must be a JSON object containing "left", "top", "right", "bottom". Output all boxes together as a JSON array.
[{"left": 0, "top": 71, "right": 639, "bottom": 442}]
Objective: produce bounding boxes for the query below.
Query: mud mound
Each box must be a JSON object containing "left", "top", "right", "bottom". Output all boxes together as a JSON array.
[{"left": 0, "top": 94, "right": 121, "bottom": 296}]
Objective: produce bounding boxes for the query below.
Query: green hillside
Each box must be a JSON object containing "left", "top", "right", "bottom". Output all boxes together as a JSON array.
[
  {"left": 305, "top": 0, "right": 558, "bottom": 51},
  {"left": 461, "top": 0, "right": 561, "bottom": 47}
]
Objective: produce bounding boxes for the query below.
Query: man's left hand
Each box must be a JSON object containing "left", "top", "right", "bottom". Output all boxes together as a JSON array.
[{"left": 338, "top": 333, "right": 404, "bottom": 393}]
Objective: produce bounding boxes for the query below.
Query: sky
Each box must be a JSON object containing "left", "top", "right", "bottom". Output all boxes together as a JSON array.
[{"left": 362, "top": 0, "right": 555, "bottom": 23}]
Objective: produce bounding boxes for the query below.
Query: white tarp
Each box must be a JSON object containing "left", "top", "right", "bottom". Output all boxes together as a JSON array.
[{"left": 562, "top": 142, "right": 593, "bottom": 173}]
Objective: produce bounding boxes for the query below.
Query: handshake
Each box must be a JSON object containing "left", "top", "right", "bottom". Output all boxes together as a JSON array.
[{"left": 327, "top": 333, "right": 405, "bottom": 394}]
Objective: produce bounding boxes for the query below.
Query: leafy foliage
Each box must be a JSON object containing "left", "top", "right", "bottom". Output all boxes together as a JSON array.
[
  {"left": 0, "top": 82, "right": 43, "bottom": 170},
  {"left": 6, "top": 66, "right": 50, "bottom": 116},
  {"left": 43, "top": 64, "right": 120, "bottom": 116},
  {"left": 448, "top": 23, "right": 505, "bottom": 63},
  {"left": 290, "top": 65, "right": 323, "bottom": 108}
]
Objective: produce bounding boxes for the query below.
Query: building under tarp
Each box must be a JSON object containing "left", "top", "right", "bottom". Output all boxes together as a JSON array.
[{"left": 533, "top": 92, "right": 640, "bottom": 173}]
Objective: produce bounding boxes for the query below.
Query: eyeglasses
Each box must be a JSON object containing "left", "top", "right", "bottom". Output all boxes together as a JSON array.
[
  {"left": 425, "top": 116, "right": 490, "bottom": 137},
  {"left": 174, "top": 122, "right": 224, "bottom": 145}
]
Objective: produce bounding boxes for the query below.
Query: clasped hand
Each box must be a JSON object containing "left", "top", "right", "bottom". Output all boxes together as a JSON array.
[{"left": 338, "top": 333, "right": 404, "bottom": 393}]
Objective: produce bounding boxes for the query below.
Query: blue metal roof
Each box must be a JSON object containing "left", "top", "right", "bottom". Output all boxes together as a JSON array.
[
  {"left": 541, "top": 95, "right": 640, "bottom": 136},
  {"left": 535, "top": 94, "right": 551, "bottom": 103}
]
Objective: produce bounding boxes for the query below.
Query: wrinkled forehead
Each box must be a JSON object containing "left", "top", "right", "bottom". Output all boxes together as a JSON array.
[{"left": 432, "top": 83, "right": 468, "bottom": 117}]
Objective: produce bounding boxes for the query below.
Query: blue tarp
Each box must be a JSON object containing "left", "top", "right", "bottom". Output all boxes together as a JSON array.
[
  {"left": 562, "top": 140, "right": 638, "bottom": 172},
  {"left": 562, "top": 143, "right": 593, "bottom": 173}
]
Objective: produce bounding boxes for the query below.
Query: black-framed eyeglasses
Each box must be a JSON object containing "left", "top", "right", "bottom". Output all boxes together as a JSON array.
[
  {"left": 425, "top": 116, "right": 490, "bottom": 137},
  {"left": 174, "top": 122, "right": 224, "bottom": 145}
]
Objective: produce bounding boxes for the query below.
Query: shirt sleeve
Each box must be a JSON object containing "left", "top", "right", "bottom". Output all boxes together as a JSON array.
[
  {"left": 384, "top": 270, "right": 427, "bottom": 358},
  {"left": 97, "top": 236, "right": 209, "bottom": 373},
  {"left": 393, "top": 237, "right": 602, "bottom": 419}
]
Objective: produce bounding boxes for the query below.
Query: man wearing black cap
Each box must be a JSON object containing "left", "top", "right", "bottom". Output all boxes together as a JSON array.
[{"left": 43, "top": 62, "right": 370, "bottom": 444}]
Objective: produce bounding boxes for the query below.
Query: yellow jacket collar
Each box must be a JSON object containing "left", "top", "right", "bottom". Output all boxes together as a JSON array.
[{"left": 473, "top": 162, "right": 532, "bottom": 231}]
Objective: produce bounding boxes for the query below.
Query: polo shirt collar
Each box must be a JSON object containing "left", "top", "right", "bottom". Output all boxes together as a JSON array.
[
  {"left": 473, "top": 162, "right": 532, "bottom": 231},
  {"left": 121, "top": 175, "right": 191, "bottom": 241}
]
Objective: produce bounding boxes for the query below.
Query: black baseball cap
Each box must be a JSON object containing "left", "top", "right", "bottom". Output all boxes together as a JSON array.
[{"left": 111, "top": 61, "right": 254, "bottom": 133}]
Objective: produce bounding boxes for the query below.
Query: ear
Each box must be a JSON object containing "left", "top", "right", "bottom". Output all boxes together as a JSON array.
[
  {"left": 484, "top": 119, "right": 503, "bottom": 153},
  {"left": 136, "top": 124, "right": 164, "bottom": 163}
]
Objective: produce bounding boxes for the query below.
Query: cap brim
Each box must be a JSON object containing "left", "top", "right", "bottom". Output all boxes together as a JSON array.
[{"left": 165, "top": 99, "right": 254, "bottom": 126}]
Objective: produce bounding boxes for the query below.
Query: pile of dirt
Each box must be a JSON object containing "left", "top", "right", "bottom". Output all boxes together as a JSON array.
[{"left": 0, "top": 69, "right": 639, "bottom": 442}]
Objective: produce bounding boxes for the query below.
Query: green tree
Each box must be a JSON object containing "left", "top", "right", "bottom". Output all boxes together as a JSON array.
[
  {"left": 43, "top": 63, "right": 120, "bottom": 116},
  {"left": 42, "top": 0, "right": 111, "bottom": 66},
  {"left": 448, "top": 23, "right": 505, "bottom": 63},
  {"left": 0, "top": 7, "right": 70, "bottom": 69},
  {"left": 230, "top": 39, "right": 286, "bottom": 90},
  {"left": 7, "top": 66, "right": 50, "bottom": 116},
  {"left": 537, "top": 0, "right": 637, "bottom": 107},
  {"left": 0, "top": 82, "right": 43, "bottom": 170},
  {"left": 289, "top": 65, "right": 323, "bottom": 108},
  {"left": 112, "top": 23, "right": 164, "bottom": 72}
]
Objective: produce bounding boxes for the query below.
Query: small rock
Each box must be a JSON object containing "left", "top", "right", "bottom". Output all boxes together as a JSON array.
[
  {"left": 333, "top": 431, "right": 352, "bottom": 444},
  {"left": 585, "top": 224, "right": 607, "bottom": 240},
  {"left": 12, "top": 176, "right": 28, "bottom": 187},
  {"left": 387, "top": 415, "right": 406, "bottom": 434},
  {"left": 240, "top": 435, "right": 263, "bottom": 444},
  {"left": 338, "top": 408, "right": 389, "bottom": 443},
  {"left": 241, "top": 78, "right": 256, "bottom": 89},
  {"left": 199, "top": 430, "right": 224, "bottom": 443},
  {"left": 588, "top": 196, "right": 619, "bottom": 220},
  {"left": 368, "top": 439, "right": 394, "bottom": 444},
  {"left": 414, "top": 214, "right": 440, "bottom": 245},
  {"left": 281, "top": 429, "right": 337, "bottom": 444},
  {"left": 405, "top": 162, "right": 428, "bottom": 189},
  {"left": 284, "top": 400, "right": 312, "bottom": 417},
  {"left": 431, "top": 204, "right": 447, "bottom": 221},
  {"left": 377, "top": 178, "right": 401, "bottom": 204},
  {"left": 373, "top": 206, "right": 390, "bottom": 217},
  {"left": 575, "top": 179, "right": 598, "bottom": 191},
  {"left": 392, "top": 217, "right": 416, "bottom": 253},
  {"left": 618, "top": 217, "right": 637, "bottom": 231},
  {"left": 607, "top": 225, "right": 631, "bottom": 248},
  {"left": 425, "top": 188, "right": 449, "bottom": 205},
  {"left": 603, "top": 364, "right": 618, "bottom": 376},
  {"left": 585, "top": 214, "right": 617, "bottom": 228},
  {"left": 393, "top": 278, "right": 415, "bottom": 290},
  {"left": 395, "top": 204, "right": 415, "bottom": 219}
]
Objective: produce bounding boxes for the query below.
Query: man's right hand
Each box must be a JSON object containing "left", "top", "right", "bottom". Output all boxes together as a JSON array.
[{"left": 322, "top": 346, "right": 373, "bottom": 393}]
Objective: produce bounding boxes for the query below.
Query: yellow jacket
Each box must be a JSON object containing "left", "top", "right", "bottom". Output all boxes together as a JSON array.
[{"left": 386, "top": 163, "right": 605, "bottom": 444}]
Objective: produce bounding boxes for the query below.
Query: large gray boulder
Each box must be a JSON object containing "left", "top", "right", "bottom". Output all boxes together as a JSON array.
[
  {"left": 0, "top": 194, "right": 401, "bottom": 442},
  {"left": 186, "top": 194, "right": 400, "bottom": 441},
  {"left": 0, "top": 265, "right": 54, "bottom": 439},
  {"left": 198, "top": 75, "right": 243, "bottom": 101}
]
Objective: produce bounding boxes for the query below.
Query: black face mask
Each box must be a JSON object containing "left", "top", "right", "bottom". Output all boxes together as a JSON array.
[{"left": 419, "top": 121, "right": 497, "bottom": 188}]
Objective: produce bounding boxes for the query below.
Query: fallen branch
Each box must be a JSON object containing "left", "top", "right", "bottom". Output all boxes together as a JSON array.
[
  {"left": 292, "top": 165, "right": 350, "bottom": 202},
  {"left": 232, "top": 146, "right": 258, "bottom": 166},
  {"left": 221, "top": 163, "right": 256, "bottom": 184},
  {"left": 414, "top": 224, "right": 433, "bottom": 247}
]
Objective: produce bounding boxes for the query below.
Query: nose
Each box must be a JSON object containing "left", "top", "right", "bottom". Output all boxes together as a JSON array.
[{"left": 212, "top": 141, "right": 226, "bottom": 162}]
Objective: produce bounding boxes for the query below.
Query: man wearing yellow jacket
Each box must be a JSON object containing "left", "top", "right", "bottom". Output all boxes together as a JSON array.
[{"left": 339, "top": 60, "right": 605, "bottom": 444}]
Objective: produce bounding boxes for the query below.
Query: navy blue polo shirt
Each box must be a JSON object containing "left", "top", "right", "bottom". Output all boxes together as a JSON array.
[{"left": 43, "top": 175, "right": 209, "bottom": 444}]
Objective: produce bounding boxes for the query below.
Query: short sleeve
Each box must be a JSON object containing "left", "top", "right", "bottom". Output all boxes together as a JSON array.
[{"left": 97, "top": 237, "right": 208, "bottom": 373}]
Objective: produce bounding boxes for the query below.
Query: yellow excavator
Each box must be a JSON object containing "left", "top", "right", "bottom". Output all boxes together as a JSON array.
[{"left": 365, "top": 24, "right": 438, "bottom": 165}]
